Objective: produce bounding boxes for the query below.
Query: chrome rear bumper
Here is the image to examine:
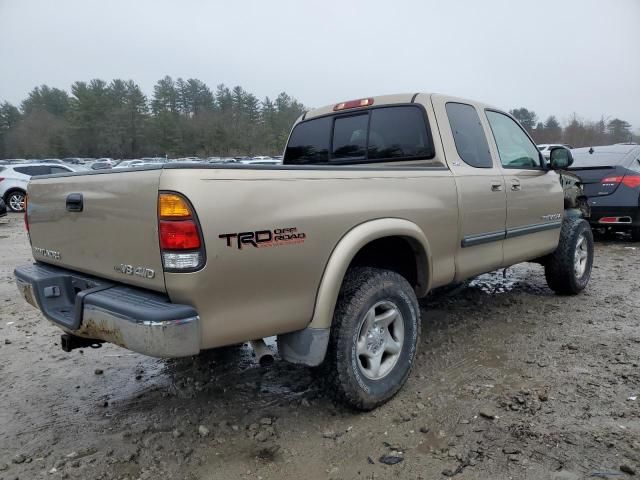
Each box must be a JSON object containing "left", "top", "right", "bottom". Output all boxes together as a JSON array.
[{"left": 15, "top": 263, "right": 201, "bottom": 358}]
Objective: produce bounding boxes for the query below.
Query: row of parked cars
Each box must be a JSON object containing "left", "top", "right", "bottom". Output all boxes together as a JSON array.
[
  {"left": 91, "top": 155, "right": 283, "bottom": 170},
  {"left": 0, "top": 155, "right": 284, "bottom": 213}
]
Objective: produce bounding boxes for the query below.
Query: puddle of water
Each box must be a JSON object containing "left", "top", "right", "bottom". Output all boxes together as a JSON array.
[{"left": 469, "top": 270, "right": 519, "bottom": 294}]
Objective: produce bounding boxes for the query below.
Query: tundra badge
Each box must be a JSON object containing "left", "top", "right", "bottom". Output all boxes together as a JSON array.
[{"left": 33, "top": 247, "right": 61, "bottom": 260}]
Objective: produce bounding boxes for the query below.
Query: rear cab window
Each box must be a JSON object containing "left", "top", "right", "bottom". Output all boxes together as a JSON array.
[
  {"left": 284, "top": 105, "right": 440, "bottom": 166},
  {"left": 284, "top": 116, "right": 331, "bottom": 164},
  {"left": 332, "top": 114, "right": 368, "bottom": 159},
  {"left": 445, "top": 102, "right": 493, "bottom": 168}
]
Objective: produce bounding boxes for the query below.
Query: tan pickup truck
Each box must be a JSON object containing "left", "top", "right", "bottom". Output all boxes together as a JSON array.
[{"left": 15, "top": 93, "right": 593, "bottom": 410}]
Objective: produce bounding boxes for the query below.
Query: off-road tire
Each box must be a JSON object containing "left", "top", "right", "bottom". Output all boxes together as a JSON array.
[
  {"left": 321, "top": 267, "right": 421, "bottom": 410},
  {"left": 544, "top": 218, "right": 594, "bottom": 295}
]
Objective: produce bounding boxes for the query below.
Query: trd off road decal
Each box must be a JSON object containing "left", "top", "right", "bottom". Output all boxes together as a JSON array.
[{"left": 219, "top": 227, "right": 306, "bottom": 250}]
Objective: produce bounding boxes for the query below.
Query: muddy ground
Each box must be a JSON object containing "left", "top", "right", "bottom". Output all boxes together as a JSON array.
[{"left": 0, "top": 212, "right": 639, "bottom": 480}]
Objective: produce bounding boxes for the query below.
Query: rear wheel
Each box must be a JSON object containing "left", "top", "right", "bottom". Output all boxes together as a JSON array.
[
  {"left": 322, "top": 267, "right": 421, "bottom": 410},
  {"left": 5, "top": 190, "right": 26, "bottom": 212},
  {"left": 544, "top": 218, "right": 594, "bottom": 295},
  {"left": 631, "top": 227, "right": 640, "bottom": 242}
]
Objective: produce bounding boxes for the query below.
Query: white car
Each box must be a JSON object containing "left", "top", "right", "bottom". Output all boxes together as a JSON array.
[
  {"left": 537, "top": 144, "right": 573, "bottom": 160},
  {"left": 0, "top": 163, "right": 75, "bottom": 212},
  {"left": 114, "top": 160, "right": 145, "bottom": 169}
]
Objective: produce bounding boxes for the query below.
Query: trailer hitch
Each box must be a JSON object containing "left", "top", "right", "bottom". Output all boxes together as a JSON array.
[{"left": 60, "top": 334, "right": 104, "bottom": 352}]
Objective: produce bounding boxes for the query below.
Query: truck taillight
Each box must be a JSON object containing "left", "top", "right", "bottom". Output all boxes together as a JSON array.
[
  {"left": 158, "top": 192, "right": 205, "bottom": 271},
  {"left": 159, "top": 220, "right": 200, "bottom": 249}
]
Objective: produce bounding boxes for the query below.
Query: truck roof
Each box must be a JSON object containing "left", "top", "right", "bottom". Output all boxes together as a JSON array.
[{"left": 302, "top": 93, "right": 496, "bottom": 121}]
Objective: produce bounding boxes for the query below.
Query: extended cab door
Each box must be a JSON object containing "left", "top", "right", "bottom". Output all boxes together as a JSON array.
[
  {"left": 431, "top": 95, "right": 506, "bottom": 281},
  {"left": 484, "top": 110, "right": 563, "bottom": 265}
]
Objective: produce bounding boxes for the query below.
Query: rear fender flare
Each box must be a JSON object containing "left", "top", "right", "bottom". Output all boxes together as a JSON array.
[{"left": 308, "top": 218, "right": 432, "bottom": 330}]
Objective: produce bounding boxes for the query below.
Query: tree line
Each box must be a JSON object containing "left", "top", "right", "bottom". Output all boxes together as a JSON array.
[
  {"left": 0, "top": 80, "right": 637, "bottom": 160},
  {"left": 509, "top": 108, "right": 637, "bottom": 147},
  {"left": 0, "top": 77, "right": 305, "bottom": 159}
]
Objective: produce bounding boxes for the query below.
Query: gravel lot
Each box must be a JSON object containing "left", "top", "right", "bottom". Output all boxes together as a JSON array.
[{"left": 1, "top": 212, "right": 639, "bottom": 480}]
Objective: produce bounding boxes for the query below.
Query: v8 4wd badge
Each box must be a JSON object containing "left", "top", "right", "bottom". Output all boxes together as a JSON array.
[{"left": 114, "top": 264, "right": 155, "bottom": 279}]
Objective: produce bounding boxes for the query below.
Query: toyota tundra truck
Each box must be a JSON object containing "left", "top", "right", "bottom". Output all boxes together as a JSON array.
[{"left": 14, "top": 93, "right": 593, "bottom": 410}]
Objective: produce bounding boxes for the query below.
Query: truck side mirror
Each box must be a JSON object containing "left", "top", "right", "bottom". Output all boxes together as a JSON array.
[{"left": 549, "top": 146, "right": 573, "bottom": 170}]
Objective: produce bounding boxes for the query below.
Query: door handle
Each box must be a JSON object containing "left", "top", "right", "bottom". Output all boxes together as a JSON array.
[
  {"left": 511, "top": 180, "right": 521, "bottom": 191},
  {"left": 491, "top": 182, "right": 503, "bottom": 192},
  {"left": 66, "top": 193, "right": 83, "bottom": 212}
]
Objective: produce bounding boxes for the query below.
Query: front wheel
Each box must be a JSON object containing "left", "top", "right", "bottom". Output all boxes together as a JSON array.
[
  {"left": 544, "top": 218, "right": 594, "bottom": 295},
  {"left": 321, "top": 267, "right": 421, "bottom": 410},
  {"left": 6, "top": 190, "right": 26, "bottom": 212}
]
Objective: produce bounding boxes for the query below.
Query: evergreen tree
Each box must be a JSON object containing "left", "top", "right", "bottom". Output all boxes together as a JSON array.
[
  {"left": 606, "top": 118, "right": 632, "bottom": 143},
  {"left": 509, "top": 108, "right": 538, "bottom": 133},
  {"left": 0, "top": 102, "right": 21, "bottom": 158},
  {"left": 544, "top": 116, "right": 562, "bottom": 142}
]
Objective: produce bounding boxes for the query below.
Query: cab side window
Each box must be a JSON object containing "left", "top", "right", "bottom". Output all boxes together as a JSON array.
[
  {"left": 485, "top": 111, "right": 542, "bottom": 169},
  {"left": 446, "top": 102, "right": 493, "bottom": 168}
]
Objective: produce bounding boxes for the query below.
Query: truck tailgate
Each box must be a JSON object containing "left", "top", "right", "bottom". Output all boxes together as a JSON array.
[{"left": 26, "top": 169, "right": 166, "bottom": 292}]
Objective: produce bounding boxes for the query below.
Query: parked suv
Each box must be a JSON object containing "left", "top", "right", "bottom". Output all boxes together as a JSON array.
[{"left": 0, "top": 163, "right": 76, "bottom": 212}]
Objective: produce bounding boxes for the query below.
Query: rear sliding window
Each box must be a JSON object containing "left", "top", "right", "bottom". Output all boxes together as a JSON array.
[{"left": 284, "top": 105, "right": 437, "bottom": 165}]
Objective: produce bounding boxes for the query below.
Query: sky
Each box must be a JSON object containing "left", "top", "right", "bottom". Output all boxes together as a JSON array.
[{"left": 1, "top": 0, "right": 639, "bottom": 130}]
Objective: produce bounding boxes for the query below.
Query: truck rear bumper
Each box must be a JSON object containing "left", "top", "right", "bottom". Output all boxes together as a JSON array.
[{"left": 15, "top": 263, "right": 200, "bottom": 358}]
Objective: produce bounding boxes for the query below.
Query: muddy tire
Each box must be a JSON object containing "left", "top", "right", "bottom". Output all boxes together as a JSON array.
[
  {"left": 544, "top": 218, "right": 594, "bottom": 295},
  {"left": 322, "top": 267, "right": 420, "bottom": 410}
]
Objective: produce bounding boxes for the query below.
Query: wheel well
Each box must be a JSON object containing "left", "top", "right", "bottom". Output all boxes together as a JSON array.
[
  {"left": 4, "top": 188, "right": 26, "bottom": 201},
  {"left": 348, "top": 236, "right": 426, "bottom": 292}
]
